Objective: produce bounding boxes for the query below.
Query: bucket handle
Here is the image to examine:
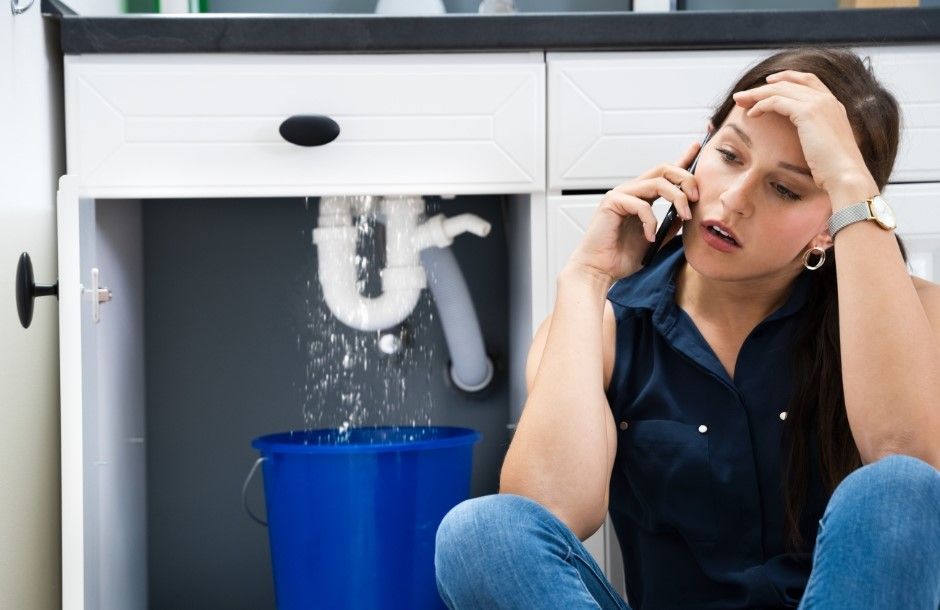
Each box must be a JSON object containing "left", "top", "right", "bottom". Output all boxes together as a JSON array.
[{"left": 241, "top": 456, "right": 269, "bottom": 527}]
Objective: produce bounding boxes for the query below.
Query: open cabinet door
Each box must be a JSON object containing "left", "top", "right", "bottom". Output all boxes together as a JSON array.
[
  {"left": 57, "top": 176, "right": 98, "bottom": 610},
  {"left": 58, "top": 176, "right": 147, "bottom": 610}
]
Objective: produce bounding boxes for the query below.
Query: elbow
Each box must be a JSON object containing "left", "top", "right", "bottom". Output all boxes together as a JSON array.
[
  {"left": 572, "top": 509, "right": 607, "bottom": 541},
  {"left": 856, "top": 407, "right": 940, "bottom": 470},
  {"left": 861, "top": 439, "right": 940, "bottom": 471},
  {"left": 497, "top": 477, "right": 606, "bottom": 542},
  {"left": 534, "top": 499, "right": 606, "bottom": 542}
]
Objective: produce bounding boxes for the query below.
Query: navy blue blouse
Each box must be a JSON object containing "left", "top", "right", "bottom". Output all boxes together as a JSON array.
[{"left": 604, "top": 233, "right": 828, "bottom": 609}]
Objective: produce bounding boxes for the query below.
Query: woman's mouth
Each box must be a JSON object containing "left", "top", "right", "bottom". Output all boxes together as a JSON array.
[{"left": 700, "top": 224, "right": 742, "bottom": 252}]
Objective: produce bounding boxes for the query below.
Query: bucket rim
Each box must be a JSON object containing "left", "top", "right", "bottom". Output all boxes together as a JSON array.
[{"left": 251, "top": 425, "right": 482, "bottom": 454}]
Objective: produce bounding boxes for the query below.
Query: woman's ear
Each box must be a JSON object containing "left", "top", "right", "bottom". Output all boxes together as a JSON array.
[{"left": 814, "top": 232, "right": 835, "bottom": 252}]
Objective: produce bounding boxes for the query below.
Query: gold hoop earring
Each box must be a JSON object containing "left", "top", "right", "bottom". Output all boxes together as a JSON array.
[{"left": 803, "top": 246, "right": 826, "bottom": 271}]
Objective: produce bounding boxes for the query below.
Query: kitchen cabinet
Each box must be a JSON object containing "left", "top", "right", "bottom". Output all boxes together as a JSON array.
[
  {"left": 58, "top": 51, "right": 544, "bottom": 609},
  {"left": 55, "top": 41, "right": 940, "bottom": 609}
]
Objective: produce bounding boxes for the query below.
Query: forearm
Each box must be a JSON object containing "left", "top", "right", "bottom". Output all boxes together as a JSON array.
[
  {"left": 500, "top": 264, "right": 618, "bottom": 534},
  {"left": 831, "top": 188, "right": 940, "bottom": 468}
]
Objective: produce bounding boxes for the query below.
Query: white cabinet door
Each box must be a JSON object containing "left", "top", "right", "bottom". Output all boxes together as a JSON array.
[
  {"left": 885, "top": 182, "right": 940, "bottom": 283},
  {"left": 58, "top": 178, "right": 148, "bottom": 610},
  {"left": 0, "top": 4, "right": 62, "bottom": 610}
]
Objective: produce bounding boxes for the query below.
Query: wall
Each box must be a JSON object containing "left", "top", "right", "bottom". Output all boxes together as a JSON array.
[
  {"left": 0, "top": 5, "right": 64, "bottom": 610},
  {"left": 142, "top": 194, "right": 511, "bottom": 609}
]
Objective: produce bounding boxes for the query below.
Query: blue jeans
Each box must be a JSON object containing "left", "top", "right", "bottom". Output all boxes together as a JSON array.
[{"left": 434, "top": 455, "right": 940, "bottom": 609}]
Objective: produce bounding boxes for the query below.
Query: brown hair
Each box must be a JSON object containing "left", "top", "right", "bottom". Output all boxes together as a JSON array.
[{"left": 706, "top": 46, "right": 908, "bottom": 552}]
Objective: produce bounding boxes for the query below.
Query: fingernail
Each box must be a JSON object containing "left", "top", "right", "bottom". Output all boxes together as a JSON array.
[{"left": 692, "top": 186, "right": 699, "bottom": 199}]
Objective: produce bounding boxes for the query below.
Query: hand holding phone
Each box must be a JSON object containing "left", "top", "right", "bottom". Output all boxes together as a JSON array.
[
  {"left": 640, "top": 131, "right": 712, "bottom": 268},
  {"left": 565, "top": 132, "right": 713, "bottom": 285}
]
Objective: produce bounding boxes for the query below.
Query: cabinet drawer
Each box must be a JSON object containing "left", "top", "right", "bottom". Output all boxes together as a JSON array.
[
  {"left": 861, "top": 46, "right": 940, "bottom": 184},
  {"left": 64, "top": 54, "right": 544, "bottom": 197},
  {"left": 548, "top": 49, "right": 769, "bottom": 191},
  {"left": 548, "top": 46, "right": 940, "bottom": 191}
]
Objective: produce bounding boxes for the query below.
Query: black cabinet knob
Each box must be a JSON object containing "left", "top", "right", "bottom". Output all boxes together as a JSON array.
[
  {"left": 278, "top": 115, "right": 340, "bottom": 147},
  {"left": 15, "top": 252, "right": 58, "bottom": 329}
]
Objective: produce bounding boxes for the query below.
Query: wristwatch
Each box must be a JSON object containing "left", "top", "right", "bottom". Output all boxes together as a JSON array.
[{"left": 827, "top": 194, "right": 897, "bottom": 239}]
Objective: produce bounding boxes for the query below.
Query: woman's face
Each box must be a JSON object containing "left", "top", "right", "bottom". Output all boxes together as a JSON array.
[{"left": 683, "top": 104, "right": 834, "bottom": 282}]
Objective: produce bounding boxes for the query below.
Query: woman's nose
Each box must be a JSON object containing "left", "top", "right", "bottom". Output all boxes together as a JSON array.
[{"left": 718, "top": 173, "right": 756, "bottom": 217}]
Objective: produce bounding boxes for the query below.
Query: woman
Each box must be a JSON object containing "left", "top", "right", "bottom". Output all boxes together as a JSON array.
[{"left": 434, "top": 47, "right": 940, "bottom": 609}]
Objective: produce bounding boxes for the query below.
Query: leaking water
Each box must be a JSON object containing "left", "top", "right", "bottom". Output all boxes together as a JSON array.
[{"left": 297, "top": 196, "right": 441, "bottom": 444}]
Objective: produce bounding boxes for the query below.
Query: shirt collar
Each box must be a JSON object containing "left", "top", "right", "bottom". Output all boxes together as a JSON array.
[{"left": 606, "top": 232, "right": 814, "bottom": 331}]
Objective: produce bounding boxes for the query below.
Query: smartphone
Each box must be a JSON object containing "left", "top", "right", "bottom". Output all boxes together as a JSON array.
[{"left": 640, "top": 131, "right": 712, "bottom": 268}]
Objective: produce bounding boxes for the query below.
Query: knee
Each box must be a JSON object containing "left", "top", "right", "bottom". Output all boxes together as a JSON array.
[
  {"left": 434, "top": 494, "right": 564, "bottom": 588},
  {"left": 823, "top": 454, "right": 940, "bottom": 548},
  {"left": 436, "top": 493, "right": 547, "bottom": 563},
  {"left": 435, "top": 496, "right": 492, "bottom": 567},
  {"left": 832, "top": 454, "right": 939, "bottom": 510}
]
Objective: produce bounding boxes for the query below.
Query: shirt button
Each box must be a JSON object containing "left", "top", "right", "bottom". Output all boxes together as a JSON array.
[
  {"left": 698, "top": 425, "right": 708, "bottom": 434},
  {"left": 619, "top": 421, "right": 629, "bottom": 431},
  {"left": 779, "top": 411, "right": 788, "bottom": 421}
]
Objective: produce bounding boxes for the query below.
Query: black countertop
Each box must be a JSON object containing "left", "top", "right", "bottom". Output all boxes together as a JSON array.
[{"left": 40, "top": 0, "right": 940, "bottom": 55}]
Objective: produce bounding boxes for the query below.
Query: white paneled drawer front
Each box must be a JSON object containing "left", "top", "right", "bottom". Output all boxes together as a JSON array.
[
  {"left": 64, "top": 54, "right": 544, "bottom": 197},
  {"left": 548, "top": 49, "right": 770, "bottom": 191},
  {"left": 548, "top": 46, "right": 940, "bottom": 191},
  {"left": 860, "top": 46, "right": 940, "bottom": 184}
]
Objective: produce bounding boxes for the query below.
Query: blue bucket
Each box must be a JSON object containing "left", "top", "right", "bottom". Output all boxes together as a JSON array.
[{"left": 246, "top": 426, "right": 481, "bottom": 610}]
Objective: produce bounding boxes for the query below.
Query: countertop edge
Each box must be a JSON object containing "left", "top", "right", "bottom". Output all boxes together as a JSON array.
[{"left": 41, "top": 7, "right": 940, "bottom": 55}]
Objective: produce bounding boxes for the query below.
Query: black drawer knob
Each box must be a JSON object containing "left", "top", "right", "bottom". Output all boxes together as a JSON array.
[
  {"left": 15, "top": 252, "right": 58, "bottom": 329},
  {"left": 278, "top": 115, "right": 340, "bottom": 147}
]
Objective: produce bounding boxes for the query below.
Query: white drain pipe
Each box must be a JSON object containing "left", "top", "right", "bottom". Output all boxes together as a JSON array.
[
  {"left": 312, "top": 195, "right": 491, "bottom": 338},
  {"left": 421, "top": 246, "right": 495, "bottom": 393}
]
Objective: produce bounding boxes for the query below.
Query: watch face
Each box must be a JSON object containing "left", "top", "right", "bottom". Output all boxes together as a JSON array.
[{"left": 871, "top": 196, "right": 897, "bottom": 230}]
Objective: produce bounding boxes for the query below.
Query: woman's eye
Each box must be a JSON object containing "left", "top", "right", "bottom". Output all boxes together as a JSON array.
[
  {"left": 718, "top": 148, "right": 802, "bottom": 201},
  {"left": 775, "top": 184, "right": 801, "bottom": 201},
  {"left": 717, "top": 149, "right": 738, "bottom": 163}
]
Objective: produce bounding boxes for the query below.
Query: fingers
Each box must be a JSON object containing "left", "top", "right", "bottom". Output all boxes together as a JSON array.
[
  {"left": 611, "top": 176, "right": 692, "bottom": 221},
  {"left": 601, "top": 190, "right": 659, "bottom": 243},
  {"left": 766, "top": 70, "right": 833, "bottom": 95},
  {"left": 659, "top": 169, "right": 698, "bottom": 216},
  {"left": 732, "top": 80, "right": 819, "bottom": 111},
  {"left": 743, "top": 94, "right": 799, "bottom": 120}
]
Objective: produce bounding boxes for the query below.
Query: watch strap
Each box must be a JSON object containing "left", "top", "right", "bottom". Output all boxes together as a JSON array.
[{"left": 828, "top": 200, "right": 873, "bottom": 238}]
